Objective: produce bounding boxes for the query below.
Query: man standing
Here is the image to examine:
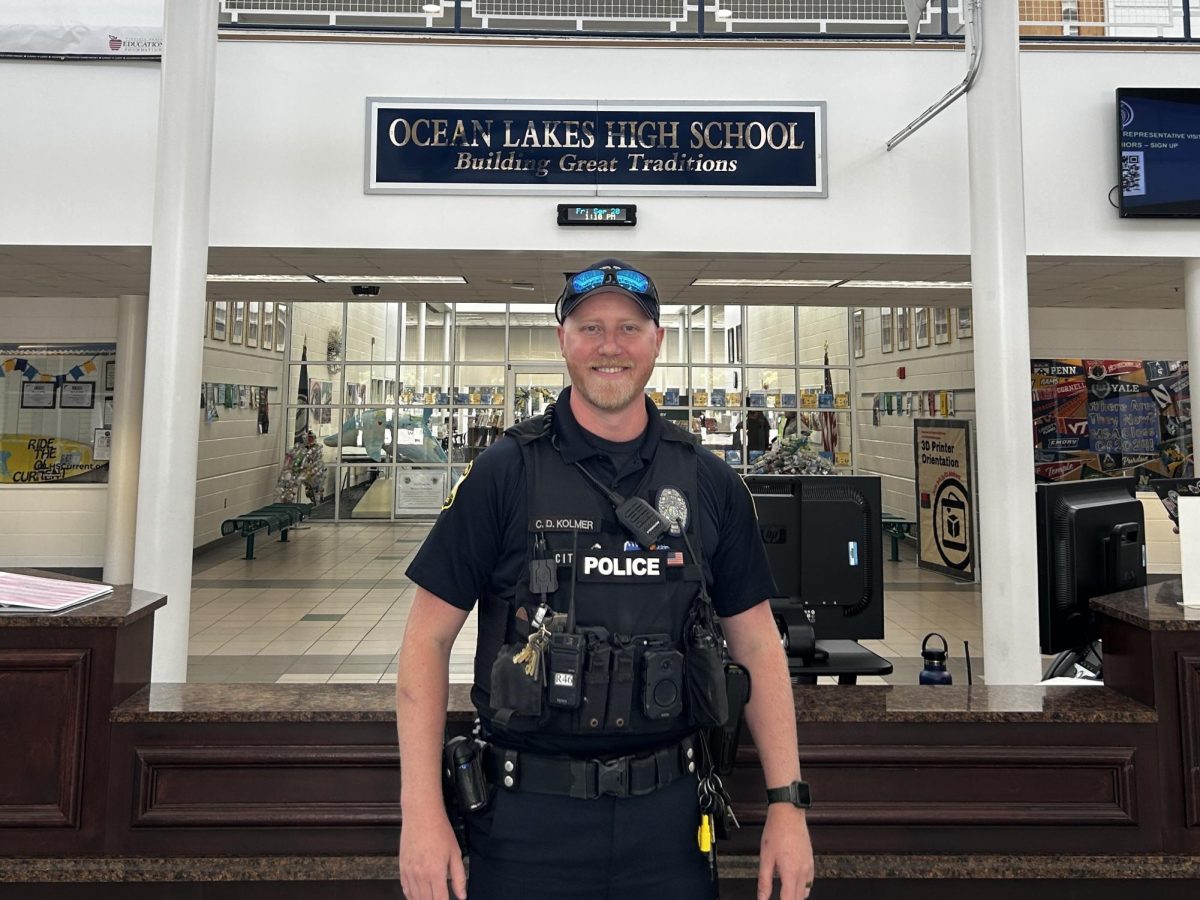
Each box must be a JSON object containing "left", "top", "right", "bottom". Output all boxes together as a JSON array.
[{"left": 397, "top": 259, "right": 814, "bottom": 900}]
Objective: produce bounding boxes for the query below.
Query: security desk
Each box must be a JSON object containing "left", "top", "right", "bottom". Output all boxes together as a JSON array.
[{"left": 788, "top": 639, "right": 893, "bottom": 685}]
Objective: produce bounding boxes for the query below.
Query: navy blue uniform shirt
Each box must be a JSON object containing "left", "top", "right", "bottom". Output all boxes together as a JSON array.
[{"left": 407, "top": 388, "right": 776, "bottom": 619}]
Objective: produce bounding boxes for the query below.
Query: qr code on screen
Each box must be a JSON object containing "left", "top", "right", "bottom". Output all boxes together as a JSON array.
[{"left": 1121, "top": 151, "right": 1146, "bottom": 197}]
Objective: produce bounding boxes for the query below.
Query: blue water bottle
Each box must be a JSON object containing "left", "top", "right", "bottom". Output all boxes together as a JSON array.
[{"left": 919, "top": 633, "right": 953, "bottom": 685}]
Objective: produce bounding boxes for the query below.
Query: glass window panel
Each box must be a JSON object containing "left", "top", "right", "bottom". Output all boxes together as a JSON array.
[
  {"left": 452, "top": 407, "right": 505, "bottom": 463},
  {"left": 454, "top": 303, "right": 508, "bottom": 362},
  {"left": 398, "top": 366, "right": 452, "bottom": 404},
  {"left": 688, "top": 305, "right": 731, "bottom": 365},
  {"left": 512, "top": 371, "right": 566, "bottom": 422},
  {"left": 506, "top": 304, "right": 561, "bottom": 362},
  {"left": 345, "top": 302, "right": 402, "bottom": 361},
  {"left": 394, "top": 406, "right": 450, "bottom": 464},
  {"left": 644, "top": 365, "right": 687, "bottom": 408},
  {"left": 395, "top": 465, "right": 449, "bottom": 516},
  {"left": 342, "top": 364, "right": 397, "bottom": 406},
  {"left": 453, "top": 364, "right": 506, "bottom": 405},
  {"left": 744, "top": 306, "right": 795, "bottom": 365},
  {"left": 287, "top": 362, "right": 340, "bottom": 408},
  {"left": 337, "top": 466, "right": 393, "bottom": 520},
  {"left": 402, "top": 303, "right": 452, "bottom": 362},
  {"left": 659, "top": 305, "right": 688, "bottom": 365},
  {"left": 796, "top": 308, "right": 849, "bottom": 366},
  {"left": 796, "top": 367, "right": 852, "bottom": 412},
  {"left": 289, "top": 302, "right": 343, "bottom": 361},
  {"left": 690, "top": 367, "right": 741, "bottom": 409},
  {"left": 746, "top": 367, "right": 797, "bottom": 410}
]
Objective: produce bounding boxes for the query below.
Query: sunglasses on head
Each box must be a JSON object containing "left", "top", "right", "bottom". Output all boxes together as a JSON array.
[{"left": 565, "top": 266, "right": 655, "bottom": 299}]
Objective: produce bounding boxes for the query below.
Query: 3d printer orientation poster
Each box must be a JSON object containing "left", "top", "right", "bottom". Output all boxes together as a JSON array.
[
  {"left": 1031, "top": 359, "right": 1192, "bottom": 485},
  {"left": 914, "top": 418, "right": 976, "bottom": 581}
]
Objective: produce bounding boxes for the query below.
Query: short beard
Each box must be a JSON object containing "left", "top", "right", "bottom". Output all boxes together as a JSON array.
[{"left": 566, "top": 359, "right": 646, "bottom": 412}]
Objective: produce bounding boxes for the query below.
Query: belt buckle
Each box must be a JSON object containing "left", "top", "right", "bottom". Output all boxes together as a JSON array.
[{"left": 594, "top": 757, "right": 629, "bottom": 799}]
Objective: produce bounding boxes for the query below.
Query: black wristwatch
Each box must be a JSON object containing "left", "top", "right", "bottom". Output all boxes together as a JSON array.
[{"left": 766, "top": 780, "right": 812, "bottom": 809}]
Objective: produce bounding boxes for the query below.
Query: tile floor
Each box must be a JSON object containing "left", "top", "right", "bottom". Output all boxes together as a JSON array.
[{"left": 187, "top": 522, "right": 984, "bottom": 686}]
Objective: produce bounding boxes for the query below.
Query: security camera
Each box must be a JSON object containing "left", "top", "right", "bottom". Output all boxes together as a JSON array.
[{"left": 351, "top": 285, "right": 380, "bottom": 297}]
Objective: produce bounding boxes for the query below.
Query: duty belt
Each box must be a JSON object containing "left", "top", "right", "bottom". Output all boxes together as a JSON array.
[{"left": 484, "top": 734, "right": 699, "bottom": 801}]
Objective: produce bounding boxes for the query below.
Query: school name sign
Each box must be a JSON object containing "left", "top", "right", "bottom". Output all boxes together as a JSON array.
[{"left": 366, "top": 99, "right": 827, "bottom": 197}]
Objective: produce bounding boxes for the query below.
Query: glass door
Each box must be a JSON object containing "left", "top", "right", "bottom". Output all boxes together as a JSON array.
[{"left": 506, "top": 364, "right": 568, "bottom": 429}]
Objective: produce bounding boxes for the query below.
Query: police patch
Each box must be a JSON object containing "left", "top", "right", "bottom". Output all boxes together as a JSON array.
[
  {"left": 441, "top": 461, "right": 472, "bottom": 510},
  {"left": 656, "top": 486, "right": 689, "bottom": 536}
]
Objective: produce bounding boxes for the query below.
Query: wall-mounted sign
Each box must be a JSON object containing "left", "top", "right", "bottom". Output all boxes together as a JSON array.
[
  {"left": 367, "top": 99, "right": 827, "bottom": 197},
  {"left": 914, "top": 418, "right": 976, "bottom": 581}
]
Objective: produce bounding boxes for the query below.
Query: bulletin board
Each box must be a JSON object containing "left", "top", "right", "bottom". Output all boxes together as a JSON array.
[{"left": 1032, "top": 358, "right": 1192, "bottom": 485}]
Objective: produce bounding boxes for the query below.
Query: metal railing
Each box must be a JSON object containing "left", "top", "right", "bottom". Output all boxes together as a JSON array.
[{"left": 219, "top": 0, "right": 1197, "bottom": 40}]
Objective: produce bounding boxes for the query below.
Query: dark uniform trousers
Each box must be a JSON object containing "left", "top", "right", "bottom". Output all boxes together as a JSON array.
[{"left": 464, "top": 774, "right": 715, "bottom": 900}]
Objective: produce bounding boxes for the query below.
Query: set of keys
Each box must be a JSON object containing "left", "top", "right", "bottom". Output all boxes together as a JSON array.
[
  {"left": 697, "top": 769, "right": 738, "bottom": 893},
  {"left": 512, "top": 603, "right": 554, "bottom": 681}
]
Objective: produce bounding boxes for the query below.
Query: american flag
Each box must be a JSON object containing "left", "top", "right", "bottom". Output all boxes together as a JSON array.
[{"left": 820, "top": 343, "right": 839, "bottom": 453}]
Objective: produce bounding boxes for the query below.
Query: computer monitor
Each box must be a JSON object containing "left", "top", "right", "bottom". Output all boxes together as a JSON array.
[
  {"left": 743, "top": 474, "right": 885, "bottom": 645},
  {"left": 1035, "top": 477, "right": 1146, "bottom": 657}
]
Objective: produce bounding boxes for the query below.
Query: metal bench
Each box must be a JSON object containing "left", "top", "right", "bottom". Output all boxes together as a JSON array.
[
  {"left": 880, "top": 513, "right": 915, "bottom": 562},
  {"left": 220, "top": 503, "right": 312, "bottom": 560}
]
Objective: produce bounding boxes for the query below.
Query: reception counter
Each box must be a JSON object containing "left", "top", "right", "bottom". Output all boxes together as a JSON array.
[{"left": 3, "top": 577, "right": 1200, "bottom": 898}]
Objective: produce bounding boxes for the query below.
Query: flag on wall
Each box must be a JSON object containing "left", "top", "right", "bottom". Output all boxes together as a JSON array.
[
  {"left": 294, "top": 342, "right": 309, "bottom": 445},
  {"left": 820, "top": 343, "right": 839, "bottom": 453}
]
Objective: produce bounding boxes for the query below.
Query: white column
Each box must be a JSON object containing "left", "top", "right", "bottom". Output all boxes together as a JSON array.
[
  {"left": 965, "top": 0, "right": 1042, "bottom": 684},
  {"left": 442, "top": 308, "right": 452, "bottom": 389},
  {"left": 103, "top": 294, "right": 148, "bottom": 584},
  {"left": 1185, "top": 260, "right": 1200, "bottom": 377},
  {"left": 399, "top": 302, "right": 408, "bottom": 364},
  {"left": 677, "top": 317, "right": 686, "bottom": 365},
  {"left": 417, "top": 302, "right": 428, "bottom": 372},
  {"left": 704, "top": 306, "right": 713, "bottom": 364},
  {"left": 133, "top": 0, "right": 219, "bottom": 683}
]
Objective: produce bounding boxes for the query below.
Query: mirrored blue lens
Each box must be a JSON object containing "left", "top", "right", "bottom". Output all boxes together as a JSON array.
[
  {"left": 614, "top": 270, "right": 650, "bottom": 294},
  {"left": 570, "top": 270, "right": 606, "bottom": 293}
]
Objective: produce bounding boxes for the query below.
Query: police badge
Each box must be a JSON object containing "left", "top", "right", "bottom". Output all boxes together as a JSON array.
[{"left": 656, "top": 486, "right": 689, "bottom": 536}]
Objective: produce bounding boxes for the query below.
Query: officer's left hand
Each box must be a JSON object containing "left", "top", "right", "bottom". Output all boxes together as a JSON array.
[{"left": 757, "top": 803, "right": 814, "bottom": 900}]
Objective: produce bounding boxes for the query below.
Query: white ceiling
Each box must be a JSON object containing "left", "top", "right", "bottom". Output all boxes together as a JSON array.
[{"left": 0, "top": 245, "right": 1187, "bottom": 310}]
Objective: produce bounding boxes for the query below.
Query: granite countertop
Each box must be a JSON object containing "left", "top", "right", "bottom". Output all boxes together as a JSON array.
[
  {"left": 1091, "top": 578, "right": 1200, "bottom": 631},
  {"left": 111, "top": 682, "right": 476, "bottom": 723},
  {"left": 111, "top": 682, "right": 1153, "bottom": 725},
  {"left": 4, "top": 853, "right": 1199, "bottom": 883},
  {"left": 0, "top": 570, "right": 165, "bottom": 628},
  {"left": 792, "top": 684, "right": 1154, "bottom": 724}
]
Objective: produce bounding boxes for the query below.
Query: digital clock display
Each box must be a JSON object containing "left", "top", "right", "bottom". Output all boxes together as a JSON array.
[{"left": 557, "top": 204, "right": 637, "bottom": 226}]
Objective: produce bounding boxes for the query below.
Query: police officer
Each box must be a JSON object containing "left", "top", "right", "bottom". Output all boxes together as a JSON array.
[{"left": 397, "top": 259, "right": 814, "bottom": 900}]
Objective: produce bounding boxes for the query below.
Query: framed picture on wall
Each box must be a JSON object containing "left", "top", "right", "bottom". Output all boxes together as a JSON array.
[
  {"left": 60, "top": 381, "right": 96, "bottom": 409},
  {"left": 246, "top": 302, "right": 259, "bottom": 349},
  {"left": 211, "top": 301, "right": 227, "bottom": 342},
  {"left": 21, "top": 381, "right": 56, "bottom": 409},
  {"left": 895, "top": 306, "right": 911, "bottom": 351},
  {"left": 275, "top": 303, "right": 287, "bottom": 352},
  {"left": 231, "top": 302, "right": 245, "bottom": 345},
  {"left": 955, "top": 307, "right": 973, "bottom": 339},
  {"left": 261, "top": 301, "right": 274, "bottom": 351},
  {"left": 851, "top": 309, "right": 865, "bottom": 358},
  {"left": 933, "top": 307, "right": 951, "bottom": 345},
  {"left": 914, "top": 307, "right": 931, "bottom": 349},
  {"left": 880, "top": 307, "right": 894, "bottom": 353}
]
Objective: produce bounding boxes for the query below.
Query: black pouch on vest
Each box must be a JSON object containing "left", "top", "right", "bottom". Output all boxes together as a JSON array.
[
  {"left": 685, "top": 610, "right": 730, "bottom": 728},
  {"left": 605, "top": 639, "right": 636, "bottom": 731},
  {"left": 489, "top": 642, "right": 544, "bottom": 720},
  {"left": 579, "top": 628, "right": 611, "bottom": 731}
]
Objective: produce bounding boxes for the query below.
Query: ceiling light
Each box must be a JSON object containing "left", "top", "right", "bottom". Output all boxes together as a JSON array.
[
  {"left": 691, "top": 278, "right": 840, "bottom": 288},
  {"left": 422, "top": 2, "right": 441, "bottom": 12},
  {"left": 714, "top": 8, "right": 733, "bottom": 20},
  {"left": 839, "top": 280, "right": 971, "bottom": 289},
  {"left": 314, "top": 275, "right": 467, "bottom": 284},
  {"left": 207, "top": 274, "right": 317, "bottom": 283},
  {"left": 509, "top": 282, "right": 536, "bottom": 291}
]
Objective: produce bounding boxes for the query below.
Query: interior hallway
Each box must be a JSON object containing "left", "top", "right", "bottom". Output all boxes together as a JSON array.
[{"left": 187, "top": 522, "right": 985, "bottom": 686}]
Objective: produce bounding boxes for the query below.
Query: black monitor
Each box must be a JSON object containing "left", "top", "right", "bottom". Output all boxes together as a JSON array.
[
  {"left": 743, "top": 474, "right": 885, "bottom": 646},
  {"left": 1035, "top": 477, "right": 1147, "bottom": 657}
]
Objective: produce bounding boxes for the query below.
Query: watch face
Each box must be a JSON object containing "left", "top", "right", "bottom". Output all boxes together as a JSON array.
[{"left": 656, "top": 486, "right": 688, "bottom": 536}]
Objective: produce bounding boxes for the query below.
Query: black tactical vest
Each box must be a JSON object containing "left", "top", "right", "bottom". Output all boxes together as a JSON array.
[{"left": 475, "top": 407, "right": 706, "bottom": 754}]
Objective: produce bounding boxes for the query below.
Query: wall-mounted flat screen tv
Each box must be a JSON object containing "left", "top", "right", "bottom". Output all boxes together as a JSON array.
[{"left": 1118, "top": 87, "right": 1200, "bottom": 218}]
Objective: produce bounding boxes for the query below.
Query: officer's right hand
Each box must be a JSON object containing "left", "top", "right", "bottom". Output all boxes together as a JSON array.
[{"left": 398, "top": 808, "right": 467, "bottom": 900}]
